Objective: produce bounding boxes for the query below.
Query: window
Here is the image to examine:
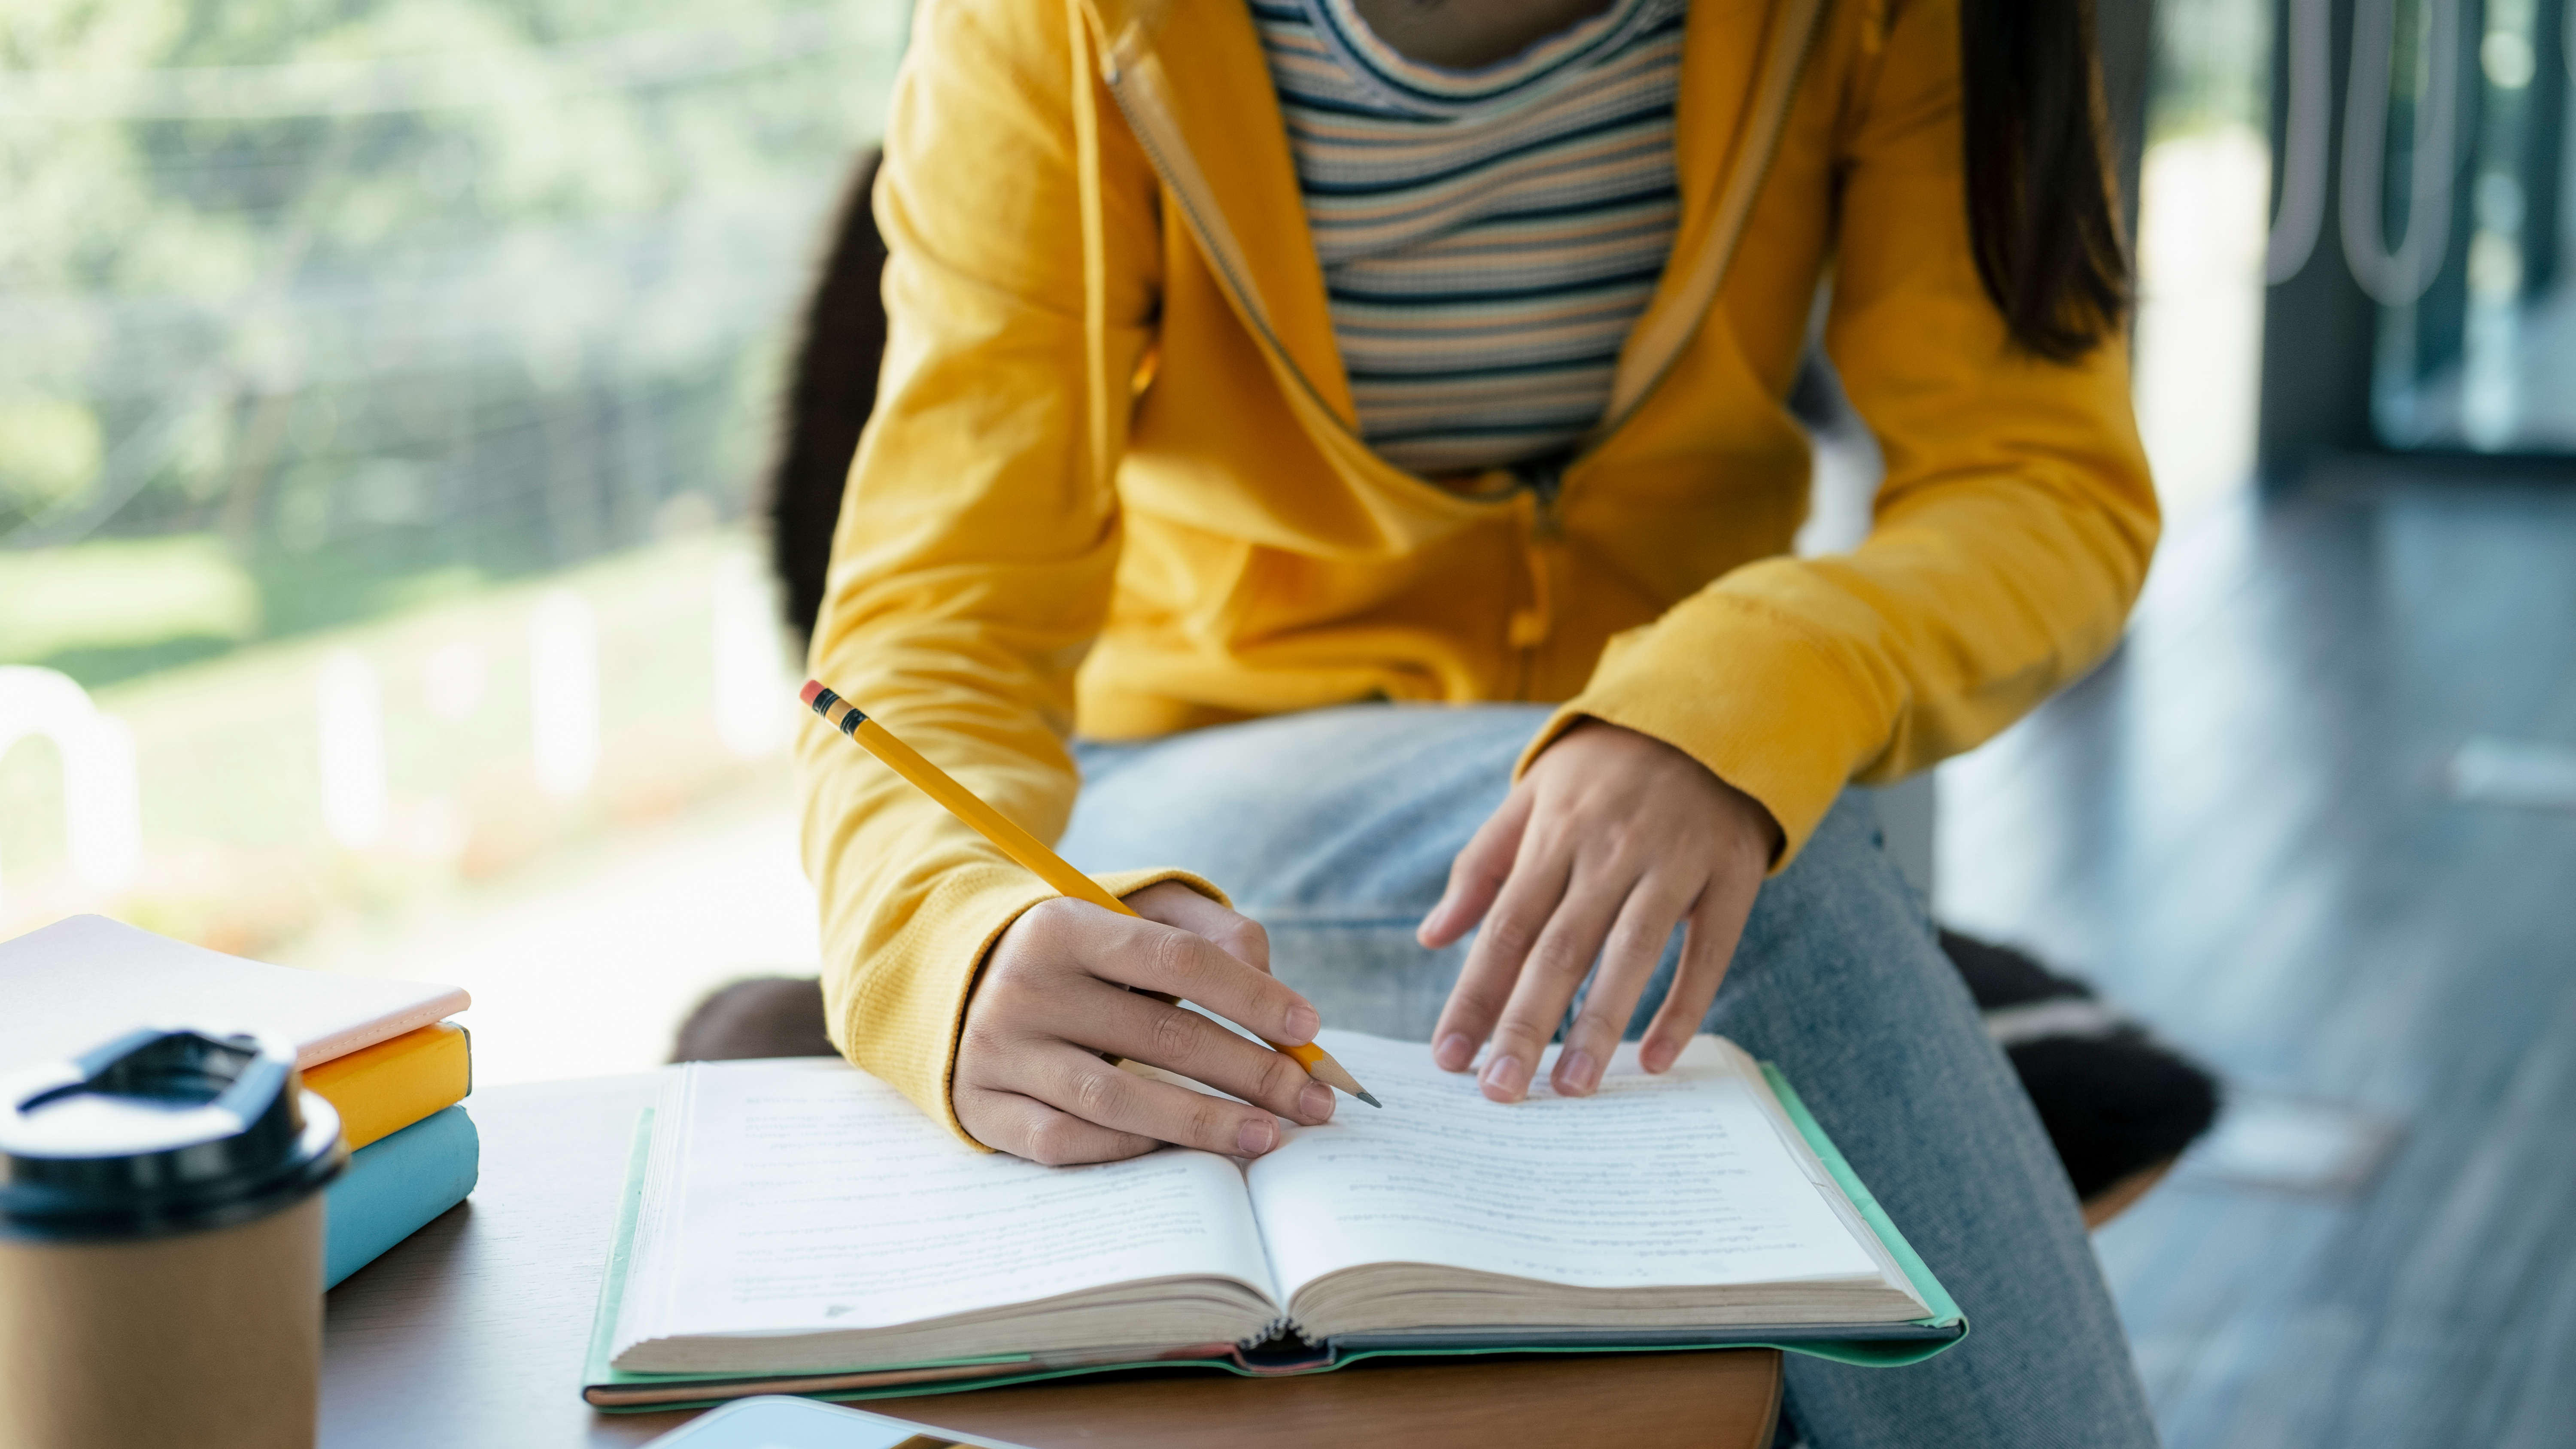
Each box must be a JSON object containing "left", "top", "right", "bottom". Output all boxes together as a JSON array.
[{"left": 2, "top": 0, "right": 906, "bottom": 1072}]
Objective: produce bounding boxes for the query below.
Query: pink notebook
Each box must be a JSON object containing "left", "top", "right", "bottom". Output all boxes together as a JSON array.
[{"left": 0, "top": 914, "right": 470, "bottom": 1072}]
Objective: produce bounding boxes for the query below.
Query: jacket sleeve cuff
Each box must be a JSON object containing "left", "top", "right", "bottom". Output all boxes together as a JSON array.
[
  {"left": 830, "top": 865, "right": 1232, "bottom": 1152},
  {"left": 1513, "top": 598, "right": 1887, "bottom": 874}
]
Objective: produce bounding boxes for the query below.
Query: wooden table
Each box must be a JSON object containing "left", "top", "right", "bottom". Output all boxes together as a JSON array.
[{"left": 322, "top": 1076, "right": 1783, "bottom": 1448}]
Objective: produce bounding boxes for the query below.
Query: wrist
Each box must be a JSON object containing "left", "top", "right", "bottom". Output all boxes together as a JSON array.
[
  {"left": 1549, "top": 716, "right": 1783, "bottom": 862},
  {"left": 1720, "top": 774, "right": 1786, "bottom": 862}
]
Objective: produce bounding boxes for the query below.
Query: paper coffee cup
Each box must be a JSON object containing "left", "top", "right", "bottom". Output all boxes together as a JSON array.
[{"left": 0, "top": 1028, "right": 345, "bottom": 1449}]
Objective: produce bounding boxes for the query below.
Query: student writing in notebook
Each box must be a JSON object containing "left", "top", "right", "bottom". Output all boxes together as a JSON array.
[{"left": 798, "top": 0, "right": 2158, "bottom": 1444}]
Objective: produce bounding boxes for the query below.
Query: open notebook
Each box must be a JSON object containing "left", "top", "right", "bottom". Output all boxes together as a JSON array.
[{"left": 584, "top": 1032, "right": 1965, "bottom": 1409}]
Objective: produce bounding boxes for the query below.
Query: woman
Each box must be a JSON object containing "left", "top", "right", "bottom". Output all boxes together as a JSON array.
[{"left": 799, "top": 0, "right": 2158, "bottom": 1442}]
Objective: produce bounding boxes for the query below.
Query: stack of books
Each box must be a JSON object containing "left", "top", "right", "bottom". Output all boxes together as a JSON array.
[
  {"left": 0, "top": 914, "right": 479, "bottom": 1289},
  {"left": 302, "top": 1012, "right": 478, "bottom": 1287}
]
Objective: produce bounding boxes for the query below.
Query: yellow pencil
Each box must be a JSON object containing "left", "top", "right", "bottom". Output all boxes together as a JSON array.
[{"left": 801, "top": 679, "right": 1380, "bottom": 1108}]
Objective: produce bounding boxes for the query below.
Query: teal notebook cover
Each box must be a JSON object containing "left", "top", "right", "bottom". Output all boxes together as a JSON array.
[
  {"left": 583, "top": 1065, "right": 1967, "bottom": 1411},
  {"left": 324, "top": 1103, "right": 479, "bottom": 1290}
]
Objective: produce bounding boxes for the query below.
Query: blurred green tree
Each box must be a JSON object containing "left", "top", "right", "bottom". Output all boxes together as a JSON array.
[{"left": 1, "top": 0, "right": 904, "bottom": 681}]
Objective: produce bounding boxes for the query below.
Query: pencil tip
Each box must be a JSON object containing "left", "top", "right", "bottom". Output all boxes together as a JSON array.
[{"left": 1354, "top": 1090, "right": 1382, "bottom": 1109}]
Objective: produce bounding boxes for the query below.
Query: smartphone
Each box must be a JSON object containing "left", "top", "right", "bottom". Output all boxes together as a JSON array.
[{"left": 637, "top": 1394, "right": 1039, "bottom": 1449}]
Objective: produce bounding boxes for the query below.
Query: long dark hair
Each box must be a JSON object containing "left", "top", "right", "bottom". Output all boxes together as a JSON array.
[
  {"left": 768, "top": 149, "right": 888, "bottom": 639},
  {"left": 1959, "top": 0, "right": 2131, "bottom": 361}
]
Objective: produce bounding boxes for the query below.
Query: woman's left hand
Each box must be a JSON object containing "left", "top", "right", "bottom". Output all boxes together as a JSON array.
[{"left": 1417, "top": 719, "right": 1782, "bottom": 1101}]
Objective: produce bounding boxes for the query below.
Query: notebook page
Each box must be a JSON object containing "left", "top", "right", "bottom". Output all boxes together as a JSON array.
[
  {"left": 1244, "top": 1032, "right": 1885, "bottom": 1300},
  {"left": 614, "top": 1060, "right": 1278, "bottom": 1352}
]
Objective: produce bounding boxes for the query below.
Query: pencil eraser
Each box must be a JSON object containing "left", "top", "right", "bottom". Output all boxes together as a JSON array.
[{"left": 799, "top": 679, "right": 826, "bottom": 707}]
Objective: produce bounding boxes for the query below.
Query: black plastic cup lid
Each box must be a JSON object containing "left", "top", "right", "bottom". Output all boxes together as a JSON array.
[{"left": 0, "top": 1027, "right": 345, "bottom": 1243}]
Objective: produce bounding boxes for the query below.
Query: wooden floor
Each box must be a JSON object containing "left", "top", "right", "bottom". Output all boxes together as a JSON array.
[{"left": 1936, "top": 462, "right": 2576, "bottom": 1447}]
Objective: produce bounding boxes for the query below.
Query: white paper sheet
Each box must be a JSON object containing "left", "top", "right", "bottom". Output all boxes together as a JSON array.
[
  {"left": 616, "top": 1060, "right": 1276, "bottom": 1348},
  {"left": 1245, "top": 1032, "right": 1884, "bottom": 1297}
]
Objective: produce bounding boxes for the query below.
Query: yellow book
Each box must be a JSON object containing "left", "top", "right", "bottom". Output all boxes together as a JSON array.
[{"left": 304, "top": 1020, "right": 471, "bottom": 1150}]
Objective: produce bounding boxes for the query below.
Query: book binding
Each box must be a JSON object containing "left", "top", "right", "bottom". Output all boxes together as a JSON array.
[{"left": 324, "top": 1104, "right": 480, "bottom": 1290}]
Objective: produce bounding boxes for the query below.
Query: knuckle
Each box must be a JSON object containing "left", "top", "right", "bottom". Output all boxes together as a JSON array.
[
  {"left": 1012, "top": 899, "right": 1071, "bottom": 948},
  {"left": 1535, "top": 944, "right": 1593, "bottom": 982},
  {"left": 979, "top": 947, "right": 1043, "bottom": 996},
  {"left": 979, "top": 969, "right": 1051, "bottom": 1016},
  {"left": 1222, "top": 918, "right": 1269, "bottom": 962},
  {"left": 1607, "top": 915, "right": 1665, "bottom": 961},
  {"left": 1481, "top": 915, "right": 1542, "bottom": 959},
  {"left": 1446, "top": 982, "right": 1504, "bottom": 1021},
  {"left": 1192, "top": 1098, "right": 1239, "bottom": 1148},
  {"left": 1571, "top": 1006, "right": 1622, "bottom": 1040},
  {"left": 1149, "top": 1006, "right": 1201, "bottom": 1066},
  {"left": 1068, "top": 1068, "right": 1123, "bottom": 1121},
  {"left": 1143, "top": 927, "right": 1200, "bottom": 987},
  {"left": 957, "top": 1021, "right": 1011, "bottom": 1067},
  {"left": 976, "top": 973, "right": 1033, "bottom": 1016},
  {"left": 1594, "top": 935, "right": 1640, "bottom": 975},
  {"left": 1023, "top": 1118, "right": 1081, "bottom": 1167}
]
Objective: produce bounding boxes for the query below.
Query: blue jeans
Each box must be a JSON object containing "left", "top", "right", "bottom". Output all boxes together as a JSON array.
[{"left": 1062, "top": 704, "right": 2157, "bottom": 1449}]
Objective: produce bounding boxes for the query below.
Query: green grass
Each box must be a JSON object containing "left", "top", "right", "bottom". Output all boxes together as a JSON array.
[{"left": 0, "top": 535, "right": 261, "bottom": 670}]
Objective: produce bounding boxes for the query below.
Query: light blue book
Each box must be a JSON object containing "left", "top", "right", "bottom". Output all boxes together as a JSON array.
[{"left": 324, "top": 1103, "right": 479, "bottom": 1290}]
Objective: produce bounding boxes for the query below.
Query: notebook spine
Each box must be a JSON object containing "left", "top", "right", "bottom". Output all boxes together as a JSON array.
[
  {"left": 323, "top": 1104, "right": 479, "bottom": 1289},
  {"left": 301, "top": 1019, "right": 472, "bottom": 1150},
  {"left": 1227, "top": 1330, "right": 1338, "bottom": 1375}
]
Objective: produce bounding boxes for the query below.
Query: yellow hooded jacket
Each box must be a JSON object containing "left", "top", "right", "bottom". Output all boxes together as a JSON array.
[{"left": 799, "top": 0, "right": 2158, "bottom": 1144}]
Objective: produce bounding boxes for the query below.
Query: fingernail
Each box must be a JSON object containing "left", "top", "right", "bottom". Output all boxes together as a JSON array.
[
  {"left": 1641, "top": 1039, "right": 1678, "bottom": 1073},
  {"left": 1282, "top": 1004, "right": 1320, "bottom": 1043},
  {"left": 1435, "top": 1033, "right": 1476, "bottom": 1072},
  {"left": 1558, "top": 1048, "right": 1599, "bottom": 1095},
  {"left": 1236, "top": 1117, "right": 1278, "bottom": 1155},
  {"left": 1299, "top": 1082, "right": 1337, "bottom": 1120},
  {"left": 1479, "top": 1054, "right": 1525, "bottom": 1102}
]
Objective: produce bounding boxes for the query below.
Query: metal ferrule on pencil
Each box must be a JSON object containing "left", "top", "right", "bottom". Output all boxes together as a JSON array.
[{"left": 803, "top": 685, "right": 868, "bottom": 735}]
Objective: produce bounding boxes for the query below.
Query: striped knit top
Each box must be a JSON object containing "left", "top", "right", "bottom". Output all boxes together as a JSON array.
[{"left": 1250, "top": 0, "right": 1687, "bottom": 475}]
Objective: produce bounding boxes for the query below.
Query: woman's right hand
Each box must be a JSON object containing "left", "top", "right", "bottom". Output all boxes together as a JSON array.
[{"left": 953, "top": 880, "right": 1339, "bottom": 1164}]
